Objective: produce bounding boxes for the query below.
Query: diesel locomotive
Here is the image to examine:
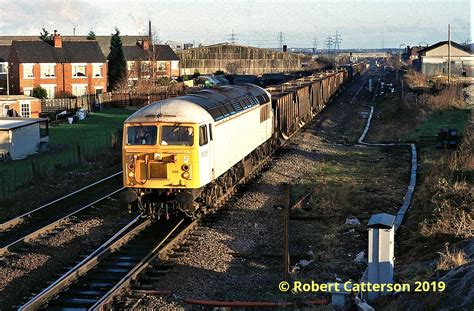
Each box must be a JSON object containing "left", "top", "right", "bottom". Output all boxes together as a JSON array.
[{"left": 122, "top": 64, "right": 366, "bottom": 219}]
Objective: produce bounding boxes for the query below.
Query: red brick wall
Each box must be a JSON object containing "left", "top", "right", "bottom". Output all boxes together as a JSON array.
[
  {"left": 15, "top": 62, "right": 107, "bottom": 97},
  {"left": 7, "top": 99, "right": 41, "bottom": 118}
]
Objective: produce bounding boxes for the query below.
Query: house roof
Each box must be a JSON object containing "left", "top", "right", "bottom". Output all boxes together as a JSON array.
[
  {"left": 418, "top": 41, "right": 473, "bottom": 55},
  {"left": 123, "top": 45, "right": 180, "bottom": 61},
  {"left": 10, "top": 40, "right": 106, "bottom": 63},
  {"left": 0, "top": 45, "right": 9, "bottom": 62},
  {"left": 0, "top": 117, "right": 47, "bottom": 130},
  {"left": 0, "top": 35, "right": 153, "bottom": 56}
]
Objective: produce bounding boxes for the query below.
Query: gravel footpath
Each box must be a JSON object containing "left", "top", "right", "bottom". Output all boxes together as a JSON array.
[{"left": 0, "top": 199, "right": 133, "bottom": 310}]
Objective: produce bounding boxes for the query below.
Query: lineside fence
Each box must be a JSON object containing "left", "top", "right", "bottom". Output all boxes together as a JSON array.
[{"left": 40, "top": 87, "right": 186, "bottom": 114}]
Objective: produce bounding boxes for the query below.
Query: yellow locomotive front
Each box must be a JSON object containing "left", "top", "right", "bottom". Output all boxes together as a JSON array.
[{"left": 122, "top": 122, "right": 201, "bottom": 217}]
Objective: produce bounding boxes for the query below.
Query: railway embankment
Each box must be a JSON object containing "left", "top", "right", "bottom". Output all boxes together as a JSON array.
[{"left": 368, "top": 72, "right": 473, "bottom": 310}]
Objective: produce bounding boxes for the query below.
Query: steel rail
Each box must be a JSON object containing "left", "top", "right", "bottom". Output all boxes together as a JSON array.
[
  {"left": 0, "top": 187, "right": 125, "bottom": 256},
  {"left": 0, "top": 171, "right": 123, "bottom": 232},
  {"left": 90, "top": 218, "right": 198, "bottom": 311},
  {"left": 19, "top": 215, "right": 149, "bottom": 311}
]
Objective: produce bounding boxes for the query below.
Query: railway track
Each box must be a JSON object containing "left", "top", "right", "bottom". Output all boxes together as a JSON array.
[
  {"left": 0, "top": 172, "right": 123, "bottom": 256},
  {"left": 19, "top": 215, "right": 194, "bottom": 310},
  {"left": 19, "top": 154, "right": 273, "bottom": 310}
]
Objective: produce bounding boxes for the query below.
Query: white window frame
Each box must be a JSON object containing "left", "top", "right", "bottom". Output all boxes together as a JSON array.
[
  {"left": 0, "top": 62, "right": 7, "bottom": 74},
  {"left": 20, "top": 101, "right": 30, "bottom": 117},
  {"left": 72, "top": 63, "right": 87, "bottom": 78},
  {"left": 157, "top": 61, "right": 166, "bottom": 71},
  {"left": 40, "top": 84, "right": 56, "bottom": 99},
  {"left": 72, "top": 84, "right": 88, "bottom": 97},
  {"left": 40, "top": 63, "right": 56, "bottom": 78},
  {"left": 23, "top": 63, "right": 35, "bottom": 79},
  {"left": 92, "top": 63, "right": 103, "bottom": 77}
]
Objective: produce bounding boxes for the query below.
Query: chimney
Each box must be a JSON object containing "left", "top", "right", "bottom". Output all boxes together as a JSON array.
[
  {"left": 142, "top": 39, "right": 150, "bottom": 51},
  {"left": 53, "top": 30, "right": 62, "bottom": 48}
]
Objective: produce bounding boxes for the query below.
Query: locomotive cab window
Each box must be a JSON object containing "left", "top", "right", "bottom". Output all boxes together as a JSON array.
[
  {"left": 199, "top": 125, "right": 208, "bottom": 146},
  {"left": 161, "top": 126, "right": 194, "bottom": 146},
  {"left": 127, "top": 126, "right": 157, "bottom": 145}
]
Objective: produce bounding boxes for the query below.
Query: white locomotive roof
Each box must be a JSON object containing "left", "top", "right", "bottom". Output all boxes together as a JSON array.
[{"left": 125, "top": 84, "right": 270, "bottom": 124}]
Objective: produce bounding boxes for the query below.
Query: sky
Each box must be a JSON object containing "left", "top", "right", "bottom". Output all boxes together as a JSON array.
[{"left": 0, "top": 0, "right": 472, "bottom": 49}]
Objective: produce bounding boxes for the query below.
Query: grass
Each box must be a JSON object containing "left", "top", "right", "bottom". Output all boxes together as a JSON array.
[
  {"left": 437, "top": 244, "right": 468, "bottom": 271},
  {"left": 48, "top": 108, "right": 132, "bottom": 145},
  {"left": 0, "top": 108, "right": 133, "bottom": 199},
  {"left": 403, "top": 109, "right": 471, "bottom": 141}
]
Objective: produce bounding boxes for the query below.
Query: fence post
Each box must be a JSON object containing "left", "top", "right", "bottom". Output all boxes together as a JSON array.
[{"left": 77, "top": 144, "right": 83, "bottom": 163}]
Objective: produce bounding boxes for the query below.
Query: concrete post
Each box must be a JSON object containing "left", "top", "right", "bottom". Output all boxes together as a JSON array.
[{"left": 367, "top": 213, "right": 395, "bottom": 301}]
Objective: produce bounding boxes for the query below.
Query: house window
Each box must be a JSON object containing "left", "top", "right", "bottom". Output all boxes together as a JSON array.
[
  {"left": 40, "top": 63, "right": 56, "bottom": 78},
  {"left": 92, "top": 63, "right": 103, "bottom": 77},
  {"left": 40, "top": 84, "right": 56, "bottom": 99},
  {"left": 20, "top": 102, "right": 30, "bottom": 117},
  {"left": 157, "top": 62, "right": 166, "bottom": 71},
  {"left": 72, "top": 84, "right": 88, "bottom": 96},
  {"left": 94, "top": 87, "right": 103, "bottom": 94},
  {"left": 72, "top": 63, "right": 87, "bottom": 77},
  {"left": 23, "top": 63, "right": 34, "bottom": 79},
  {"left": 0, "top": 63, "right": 6, "bottom": 74},
  {"left": 171, "top": 61, "right": 179, "bottom": 70},
  {"left": 23, "top": 87, "right": 33, "bottom": 96}
]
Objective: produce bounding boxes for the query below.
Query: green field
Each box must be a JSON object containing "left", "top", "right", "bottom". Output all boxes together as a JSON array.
[
  {"left": 0, "top": 108, "right": 134, "bottom": 198},
  {"left": 404, "top": 108, "right": 471, "bottom": 141}
]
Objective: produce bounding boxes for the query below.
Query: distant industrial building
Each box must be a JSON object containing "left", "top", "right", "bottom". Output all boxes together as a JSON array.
[
  {"left": 177, "top": 43, "right": 305, "bottom": 75},
  {"left": 418, "top": 41, "right": 474, "bottom": 77},
  {"left": 0, "top": 117, "right": 49, "bottom": 160}
]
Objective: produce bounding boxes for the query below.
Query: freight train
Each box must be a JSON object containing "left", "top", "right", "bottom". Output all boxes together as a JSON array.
[{"left": 122, "top": 63, "right": 366, "bottom": 219}]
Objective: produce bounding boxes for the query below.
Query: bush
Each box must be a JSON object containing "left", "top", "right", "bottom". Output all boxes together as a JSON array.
[{"left": 33, "top": 86, "right": 48, "bottom": 99}]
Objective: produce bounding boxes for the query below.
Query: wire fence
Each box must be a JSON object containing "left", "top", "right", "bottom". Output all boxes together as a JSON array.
[{"left": 0, "top": 132, "right": 120, "bottom": 199}]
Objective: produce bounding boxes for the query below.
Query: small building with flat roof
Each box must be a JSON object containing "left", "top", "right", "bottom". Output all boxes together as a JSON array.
[
  {"left": 0, "top": 117, "right": 48, "bottom": 160},
  {"left": 0, "top": 95, "right": 42, "bottom": 118}
]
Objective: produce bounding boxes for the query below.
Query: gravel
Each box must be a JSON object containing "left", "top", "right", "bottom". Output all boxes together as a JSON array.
[{"left": 0, "top": 201, "right": 133, "bottom": 310}]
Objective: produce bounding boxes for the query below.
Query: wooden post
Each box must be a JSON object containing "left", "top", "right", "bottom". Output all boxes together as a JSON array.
[
  {"left": 77, "top": 144, "right": 82, "bottom": 163},
  {"left": 282, "top": 183, "right": 291, "bottom": 282},
  {"left": 448, "top": 24, "right": 451, "bottom": 85}
]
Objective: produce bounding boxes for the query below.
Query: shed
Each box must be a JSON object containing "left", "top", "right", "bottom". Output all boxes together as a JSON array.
[
  {"left": 418, "top": 41, "right": 474, "bottom": 77},
  {"left": 0, "top": 117, "right": 49, "bottom": 160},
  {"left": 0, "top": 95, "right": 42, "bottom": 118}
]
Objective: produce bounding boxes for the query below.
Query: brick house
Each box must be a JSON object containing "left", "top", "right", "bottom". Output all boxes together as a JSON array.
[
  {"left": 123, "top": 40, "right": 180, "bottom": 81},
  {"left": 8, "top": 32, "right": 107, "bottom": 98},
  {"left": 0, "top": 46, "right": 8, "bottom": 94}
]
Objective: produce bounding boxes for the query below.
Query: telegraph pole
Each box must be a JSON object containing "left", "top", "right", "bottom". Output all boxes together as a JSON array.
[{"left": 448, "top": 24, "right": 451, "bottom": 84}]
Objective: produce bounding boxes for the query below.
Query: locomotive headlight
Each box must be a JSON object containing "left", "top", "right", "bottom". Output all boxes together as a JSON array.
[
  {"left": 181, "top": 164, "right": 190, "bottom": 171},
  {"left": 128, "top": 171, "right": 135, "bottom": 178},
  {"left": 182, "top": 171, "right": 191, "bottom": 179},
  {"left": 154, "top": 153, "right": 162, "bottom": 160}
]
